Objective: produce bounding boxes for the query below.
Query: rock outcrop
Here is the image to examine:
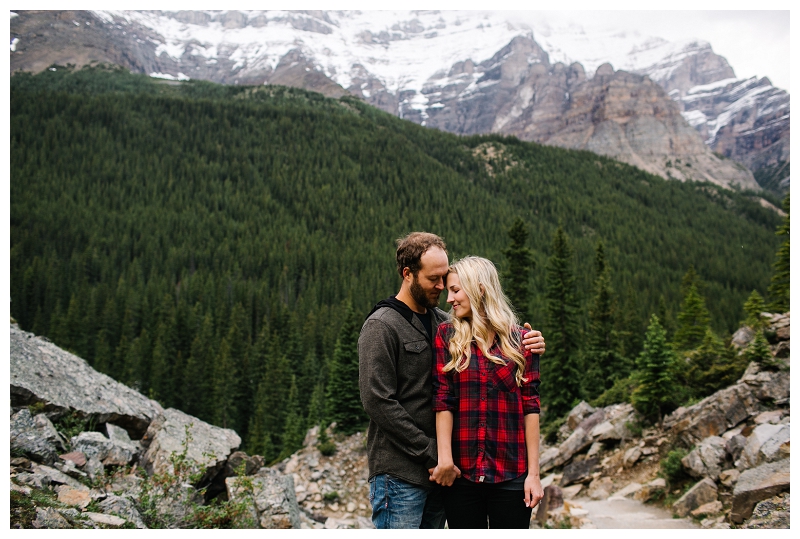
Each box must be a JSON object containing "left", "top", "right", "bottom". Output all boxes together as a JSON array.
[{"left": 10, "top": 324, "right": 163, "bottom": 438}]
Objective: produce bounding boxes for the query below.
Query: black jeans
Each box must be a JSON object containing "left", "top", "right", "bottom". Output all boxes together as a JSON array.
[{"left": 442, "top": 482, "right": 532, "bottom": 529}]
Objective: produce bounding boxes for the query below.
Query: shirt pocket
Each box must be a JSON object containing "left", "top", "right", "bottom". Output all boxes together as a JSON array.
[{"left": 403, "top": 339, "right": 428, "bottom": 354}]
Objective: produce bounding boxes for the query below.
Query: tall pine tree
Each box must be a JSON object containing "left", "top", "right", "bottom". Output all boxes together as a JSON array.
[
  {"left": 767, "top": 194, "right": 789, "bottom": 312},
  {"left": 543, "top": 226, "right": 582, "bottom": 418},
  {"left": 631, "top": 314, "right": 677, "bottom": 424},
  {"left": 326, "top": 303, "right": 367, "bottom": 435},
  {"left": 583, "top": 241, "right": 627, "bottom": 400},
  {"left": 502, "top": 217, "right": 535, "bottom": 320},
  {"left": 673, "top": 268, "right": 711, "bottom": 352}
]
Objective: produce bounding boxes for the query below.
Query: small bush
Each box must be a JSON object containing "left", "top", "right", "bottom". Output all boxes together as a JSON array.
[
  {"left": 323, "top": 491, "right": 339, "bottom": 502},
  {"left": 318, "top": 441, "right": 337, "bottom": 456},
  {"left": 659, "top": 448, "right": 689, "bottom": 486},
  {"left": 590, "top": 375, "right": 636, "bottom": 408}
]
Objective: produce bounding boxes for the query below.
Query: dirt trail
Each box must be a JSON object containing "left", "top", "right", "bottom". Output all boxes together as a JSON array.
[{"left": 570, "top": 497, "right": 699, "bottom": 529}]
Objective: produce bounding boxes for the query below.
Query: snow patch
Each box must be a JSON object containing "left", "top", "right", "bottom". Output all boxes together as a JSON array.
[
  {"left": 149, "top": 72, "right": 190, "bottom": 81},
  {"left": 10, "top": 37, "right": 19, "bottom": 52},
  {"left": 681, "top": 109, "right": 707, "bottom": 127}
]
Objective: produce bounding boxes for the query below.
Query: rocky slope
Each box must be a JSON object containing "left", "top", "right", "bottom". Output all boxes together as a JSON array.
[
  {"left": 10, "top": 9, "right": 786, "bottom": 192},
  {"left": 10, "top": 311, "right": 789, "bottom": 528}
]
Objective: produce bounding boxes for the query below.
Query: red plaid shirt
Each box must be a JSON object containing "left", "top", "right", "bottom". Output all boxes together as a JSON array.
[{"left": 432, "top": 322, "right": 540, "bottom": 484}]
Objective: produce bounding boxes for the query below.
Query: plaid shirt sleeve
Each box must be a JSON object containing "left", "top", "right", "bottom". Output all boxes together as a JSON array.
[
  {"left": 432, "top": 323, "right": 456, "bottom": 412},
  {"left": 519, "top": 329, "right": 541, "bottom": 414}
]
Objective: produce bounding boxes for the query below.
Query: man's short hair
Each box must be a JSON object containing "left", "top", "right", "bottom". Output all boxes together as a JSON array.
[{"left": 395, "top": 232, "right": 447, "bottom": 278}]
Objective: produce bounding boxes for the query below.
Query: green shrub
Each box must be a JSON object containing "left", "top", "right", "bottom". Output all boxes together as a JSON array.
[
  {"left": 590, "top": 375, "right": 636, "bottom": 407},
  {"left": 323, "top": 491, "right": 339, "bottom": 502},
  {"left": 318, "top": 441, "right": 337, "bottom": 456},
  {"left": 659, "top": 448, "right": 689, "bottom": 486}
]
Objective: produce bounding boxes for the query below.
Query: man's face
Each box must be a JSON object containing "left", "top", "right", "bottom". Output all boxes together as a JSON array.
[{"left": 408, "top": 246, "right": 449, "bottom": 310}]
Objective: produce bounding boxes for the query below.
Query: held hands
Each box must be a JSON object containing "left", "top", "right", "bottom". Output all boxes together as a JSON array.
[
  {"left": 428, "top": 462, "right": 461, "bottom": 487},
  {"left": 524, "top": 474, "right": 544, "bottom": 509},
  {"left": 522, "top": 323, "right": 546, "bottom": 355}
]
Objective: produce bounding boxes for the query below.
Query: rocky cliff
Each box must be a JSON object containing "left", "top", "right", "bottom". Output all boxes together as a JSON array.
[{"left": 11, "top": 9, "right": 785, "bottom": 193}]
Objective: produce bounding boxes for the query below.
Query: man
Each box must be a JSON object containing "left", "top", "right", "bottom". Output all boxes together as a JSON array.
[{"left": 358, "top": 232, "right": 546, "bottom": 529}]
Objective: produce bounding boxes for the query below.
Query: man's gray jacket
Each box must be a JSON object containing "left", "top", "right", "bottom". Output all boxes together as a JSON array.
[{"left": 358, "top": 296, "right": 449, "bottom": 487}]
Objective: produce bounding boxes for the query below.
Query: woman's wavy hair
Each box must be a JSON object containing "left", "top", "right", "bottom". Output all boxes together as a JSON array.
[{"left": 443, "top": 256, "right": 527, "bottom": 387}]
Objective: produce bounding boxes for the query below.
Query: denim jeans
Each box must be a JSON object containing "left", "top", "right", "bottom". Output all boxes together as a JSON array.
[{"left": 369, "top": 474, "right": 446, "bottom": 529}]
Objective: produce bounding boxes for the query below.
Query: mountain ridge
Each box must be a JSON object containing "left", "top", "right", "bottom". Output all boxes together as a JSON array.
[{"left": 10, "top": 10, "right": 789, "bottom": 192}]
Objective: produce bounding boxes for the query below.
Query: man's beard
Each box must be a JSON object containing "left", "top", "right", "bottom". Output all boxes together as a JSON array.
[{"left": 410, "top": 275, "right": 440, "bottom": 310}]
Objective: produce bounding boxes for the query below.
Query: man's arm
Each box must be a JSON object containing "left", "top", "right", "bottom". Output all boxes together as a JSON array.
[
  {"left": 522, "top": 322, "right": 545, "bottom": 355},
  {"left": 358, "top": 318, "right": 437, "bottom": 468}
]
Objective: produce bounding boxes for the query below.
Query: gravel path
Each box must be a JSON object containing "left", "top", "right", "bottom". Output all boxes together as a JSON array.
[{"left": 571, "top": 497, "right": 699, "bottom": 529}]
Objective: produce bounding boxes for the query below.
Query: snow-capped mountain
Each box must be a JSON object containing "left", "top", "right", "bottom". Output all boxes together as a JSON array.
[{"left": 10, "top": 10, "right": 788, "bottom": 192}]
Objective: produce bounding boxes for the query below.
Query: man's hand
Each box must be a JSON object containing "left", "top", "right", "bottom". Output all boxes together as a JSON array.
[
  {"left": 428, "top": 462, "right": 461, "bottom": 487},
  {"left": 522, "top": 323, "right": 545, "bottom": 355},
  {"left": 524, "top": 474, "right": 544, "bottom": 508}
]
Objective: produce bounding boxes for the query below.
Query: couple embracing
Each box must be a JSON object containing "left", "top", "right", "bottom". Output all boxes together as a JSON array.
[{"left": 358, "top": 232, "right": 545, "bottom": 529}]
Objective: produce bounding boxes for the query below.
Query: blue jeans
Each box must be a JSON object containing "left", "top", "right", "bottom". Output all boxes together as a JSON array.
[{"left": 369, "top": 474, "right": 446, "bottom": 529}]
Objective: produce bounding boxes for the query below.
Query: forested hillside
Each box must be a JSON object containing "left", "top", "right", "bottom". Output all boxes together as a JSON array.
[{"left": 10, "top": 65, "right": 782, "bottom": 461}]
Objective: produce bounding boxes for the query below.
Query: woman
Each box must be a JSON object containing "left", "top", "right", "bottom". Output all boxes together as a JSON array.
[{"left": 430, "top": 256, "right": 542, "bottom": 529}]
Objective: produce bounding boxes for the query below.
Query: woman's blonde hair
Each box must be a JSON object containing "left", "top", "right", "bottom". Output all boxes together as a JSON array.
[{"left": 443, "top": 256, "right": 527, "bottom": 386}]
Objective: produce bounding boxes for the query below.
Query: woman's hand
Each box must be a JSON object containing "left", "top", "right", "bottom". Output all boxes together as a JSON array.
[
  {"left": 429, "top": 462, "right": 461, "bottom": 487},
  {"left": 524, "top": 474, "right": 544, "bottom": 508}
]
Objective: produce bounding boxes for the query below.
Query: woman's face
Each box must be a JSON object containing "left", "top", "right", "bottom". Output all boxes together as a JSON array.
[{"left": 446, "top": 272, "right": 472, "bottom": 319}]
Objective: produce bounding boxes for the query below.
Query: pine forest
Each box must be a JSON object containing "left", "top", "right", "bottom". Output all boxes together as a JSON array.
[{"left": 10, "top": 65, "right": 787, "bottom": 461}]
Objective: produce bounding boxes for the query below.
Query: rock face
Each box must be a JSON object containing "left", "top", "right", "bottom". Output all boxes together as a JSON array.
[
  {"left": 140, "top": 408, "right": 241, "bottom": 483},
  {"left": 742, "top": 493, "right": 790, "bottom": 529},
  {"left": 10, "top": 324, "right": 163, "bottom": 438},
  {"left": 731, "top": 458, "right": 791, "bottom": 523}
]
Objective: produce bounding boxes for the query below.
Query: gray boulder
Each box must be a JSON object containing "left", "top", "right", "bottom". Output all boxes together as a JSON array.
[
  {"left": 758, "top": 424, "right": 790, "bottom": 463},
  {"left": 98, "top": 495, "right": 148, "bottom": 529},
  {"left": 731, "top": 458, "right": 790, "bottom": 524},
  {"left": 10, "top": 408, "right": 65, "bottom": 464},
  {"left": 32, "top": 507, "right": 71, "bottom": 529},
  {"left": 742, "top": 493, "right": 790, "bottom": 529},
  {"left": 740, "top": 423, "right": 784, "bottom": 469},
  {"left": 140, "top": 408, "right": 241, "bottom": 484},
  {"left": 560, "top": 458, "right": 598, "bottom": 486},
  {"left": 10, "top": 324, "right": 163, "bottom": 438},
  {"left": 672, "top": 477, "right": 718, "bottom": 517},
  {"left": 70, "top": 431, "right": 137, "bottom": 466},
  {"left": 227, "top": 467, "right": 301, "bottom": 529},
  {"left": 681, "top": 436, "right": 727, "bottom": 480},
  {"left": 553, "top": 427, "right": 593, "bottom": 467},
  {"left": 730, "top": 326, "right": 755, "bottom": 348},
  {"left": 566, "top": 401, "right": 596, "bottom": 430}
]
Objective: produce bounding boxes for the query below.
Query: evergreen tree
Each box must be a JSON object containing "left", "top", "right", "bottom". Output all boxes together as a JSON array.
[
  {"left": 673, "top": 269, "right": 711, "bottom": 351},
  {"left": 306, "top": 382, "right": 327, "bottom": 429},
  {"left": 279, "top": 376, "right": 307, "bottom": 459},
  {"left": 745, "top": 331, "right": 776, "bottom": 369},
  {"left": 543, "top": 226, "right": 582, "bottom": 418},
  {"left": 247, "top": 335, "right": 292, "bottom": 462},
  {"left": 767, "top": 194, "right": 789, "bottom": 312},
  {"left": 583, "top": 241, "right": 627, "bottom": 399},
  {"left": 326, "top": 303, "right": 367, "bottom": 435},
  {"left": 502, "top": 217, "right": 534, "bottom": 320},
  {"left": 631, "top": 315, "right": 677, "bottom": 423},
  {"left": 742, "top": 290, "right": 767, "bottom": 330},
  {"left": 212, "top": 331, "right": 240, "bottom": 431},
  {"left": 616, "top": 285, "right": 643, "bottom": 363},
  {"left": 182, "top": 313, "right": 215, "bottom": 419}
]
